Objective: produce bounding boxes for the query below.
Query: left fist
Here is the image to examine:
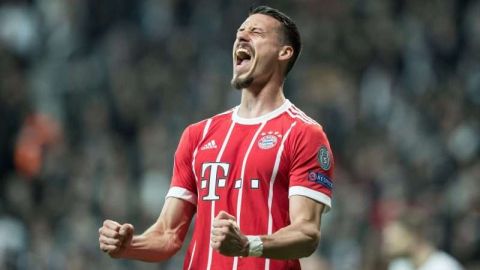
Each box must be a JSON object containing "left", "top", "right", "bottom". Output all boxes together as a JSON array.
[{"left": 210, "top": 211, "right": 249, "bottom": 257}]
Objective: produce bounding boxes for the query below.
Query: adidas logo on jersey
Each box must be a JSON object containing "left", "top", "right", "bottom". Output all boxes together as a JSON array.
[{"left": 200, "top": 140, "right": 217, "bottom": 150}]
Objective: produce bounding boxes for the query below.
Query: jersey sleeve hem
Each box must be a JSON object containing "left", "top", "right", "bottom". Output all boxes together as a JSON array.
[
  {"left": 166, "top": 187, "right": 197, "bottom": 206},
  {"left": 288, "top": 186, "right": 331, "bottom": 213}
]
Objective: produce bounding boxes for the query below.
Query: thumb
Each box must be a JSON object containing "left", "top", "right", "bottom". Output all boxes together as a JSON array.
[
  {"left": 216, "top": 210, "right": 236, "bottom": 221},
  {"left": 119, "top": 223, "right": 134, "bottom": 238}
]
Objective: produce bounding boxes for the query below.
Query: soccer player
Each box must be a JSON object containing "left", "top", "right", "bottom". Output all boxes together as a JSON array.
[{"left": 98, "top": 6, "right": 334, "bottom": 270}]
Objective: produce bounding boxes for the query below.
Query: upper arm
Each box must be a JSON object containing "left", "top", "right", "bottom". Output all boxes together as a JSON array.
[
  {"left": 287, "top": 195, "right": 325, "bottom": 254},
  {"left": 147, "top": 197, "right": 196, "bottom": 243},
  {"left": 151, "top": 123, "right": 204, "bottom": 246},
  {"left": 289, "top": 195, "right": 324, "bottom": 230}
]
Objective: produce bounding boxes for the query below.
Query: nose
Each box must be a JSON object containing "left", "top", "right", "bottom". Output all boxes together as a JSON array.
[{"left": 236, "top": 30, "right": 250, "bottom": 43}]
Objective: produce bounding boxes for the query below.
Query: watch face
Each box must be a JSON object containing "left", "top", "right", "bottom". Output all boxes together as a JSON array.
[{"left": 247, "top": 235, "right": 263, "bottom": 257}]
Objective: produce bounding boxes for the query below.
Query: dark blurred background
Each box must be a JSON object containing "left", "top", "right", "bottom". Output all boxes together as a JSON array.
[{"left": 0, "top": 0, "right": 479, "bottom": 269}]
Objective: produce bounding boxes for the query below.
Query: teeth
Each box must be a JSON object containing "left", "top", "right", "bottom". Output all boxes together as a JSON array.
[
  {"left": 236, "top": 48, "right": 251, "bottom": 59},
  {"left": 236, "top": 48, "right": 249, "bottom": 55}
]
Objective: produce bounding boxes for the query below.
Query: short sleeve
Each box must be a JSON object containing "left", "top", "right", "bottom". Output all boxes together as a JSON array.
[
  {"left": 288, "top": 124, "right": 334, "bottom": 212},
  {"left": 166, "top": 125, "right": 198, "bottom": 206}
]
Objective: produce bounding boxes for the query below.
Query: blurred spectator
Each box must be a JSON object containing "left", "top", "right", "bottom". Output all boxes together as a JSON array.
[{"left": 383, "top": 211, "right": 464, "bottom": 270}]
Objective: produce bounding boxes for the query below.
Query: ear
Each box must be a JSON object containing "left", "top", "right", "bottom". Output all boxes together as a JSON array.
[{"left": 278, "top": 45, "right": 293, "bottom": 61}]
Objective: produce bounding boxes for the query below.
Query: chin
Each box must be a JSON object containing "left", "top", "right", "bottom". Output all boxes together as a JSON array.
[{"left": 231, "top": 74, "right": 254, "bottom": 89}]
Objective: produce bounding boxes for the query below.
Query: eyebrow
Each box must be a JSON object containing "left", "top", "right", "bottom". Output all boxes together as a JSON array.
[{"left": 237, "top": 26, "right": 266, "bottom": 32}]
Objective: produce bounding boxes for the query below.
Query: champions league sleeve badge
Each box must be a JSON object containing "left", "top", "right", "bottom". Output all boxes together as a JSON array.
[{"left": 317, "top": 146, "right": 331, "bottom": 171}]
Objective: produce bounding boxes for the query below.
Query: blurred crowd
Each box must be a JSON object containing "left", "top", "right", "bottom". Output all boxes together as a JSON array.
[{"left": 0, "top": 0, "right": 479, "bottom": 269}]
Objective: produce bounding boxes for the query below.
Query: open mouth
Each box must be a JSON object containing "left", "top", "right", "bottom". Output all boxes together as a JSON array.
[{"left": 235, "top": 47, "right": 253, "bottom": 67}]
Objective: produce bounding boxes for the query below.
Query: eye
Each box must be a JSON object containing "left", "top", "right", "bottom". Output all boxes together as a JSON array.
[{"left": 250, "top": 27, "right": 264, "bottom": 35}]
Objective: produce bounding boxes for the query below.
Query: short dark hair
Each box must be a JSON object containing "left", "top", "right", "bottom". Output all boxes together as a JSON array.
[{"left": 249, "top": 5, "right": 302, "bottom": 76}]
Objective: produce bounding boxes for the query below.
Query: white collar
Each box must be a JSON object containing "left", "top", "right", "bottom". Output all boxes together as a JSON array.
[{"left": 232, "top": 99, "right": 291, "bottom": 125}]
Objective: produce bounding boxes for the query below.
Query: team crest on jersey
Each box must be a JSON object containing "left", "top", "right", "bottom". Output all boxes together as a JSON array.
[
  {"left": 317, "top": 146, "right": 331, "bottom": 170},
  {"left": 258, "top": 131, "right": 282, "bottom": 150}
]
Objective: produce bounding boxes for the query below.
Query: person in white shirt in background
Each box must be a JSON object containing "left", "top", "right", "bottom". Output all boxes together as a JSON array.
[{"left": 382, "top": 211, "right": 464, "bottom": 270}]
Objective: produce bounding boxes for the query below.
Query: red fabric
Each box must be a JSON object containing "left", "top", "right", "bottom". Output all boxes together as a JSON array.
[{"left": 169, "top": 102, "right": 334, "bottom": 270}]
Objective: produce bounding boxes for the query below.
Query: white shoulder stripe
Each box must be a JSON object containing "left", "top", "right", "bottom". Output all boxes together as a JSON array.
[
  {"left": 290, "top": 106, "right": 320, "bottom": 125},
  {"left": 287, "top": 108, "right": 316, "bottom": 125}
]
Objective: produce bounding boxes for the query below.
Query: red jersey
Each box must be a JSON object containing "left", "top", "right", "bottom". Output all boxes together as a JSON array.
[{"left": 166, "top": 100, "right": 334, "bottom": 270}]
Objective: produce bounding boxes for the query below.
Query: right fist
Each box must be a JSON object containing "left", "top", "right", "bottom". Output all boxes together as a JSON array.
[{"left": 98, "top": 220, "right": 134, "bottom": 257}]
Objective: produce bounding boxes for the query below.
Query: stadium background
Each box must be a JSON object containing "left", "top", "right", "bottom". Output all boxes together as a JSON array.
[{"left": 0, "top": 0, "right": 479, "bottom": 269}]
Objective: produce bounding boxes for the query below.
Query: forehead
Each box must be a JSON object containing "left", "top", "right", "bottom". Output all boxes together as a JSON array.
[{"left": 239, "top": 13, "right": 281, "bottom": 31}]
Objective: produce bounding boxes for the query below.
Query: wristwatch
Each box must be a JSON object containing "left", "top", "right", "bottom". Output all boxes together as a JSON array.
[{"left": 246, "top": 235, "right": 263, "bottom": 257}]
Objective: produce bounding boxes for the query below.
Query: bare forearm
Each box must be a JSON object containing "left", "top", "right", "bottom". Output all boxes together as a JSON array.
[
  {"left": 260, "top": 222, "right": 320, "bottom": 259},
  {"left": 111, "top": 198, "right": 195, "bottom": 262},
  {"left": 211, "top": 197, "right": 324, "bottom": 260},
  {"left": 119, "top": 230, "right": 182, "bottom": 262}
]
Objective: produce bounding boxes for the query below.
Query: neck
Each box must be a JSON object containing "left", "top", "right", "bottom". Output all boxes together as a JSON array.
[
  {"left": 238, "top": 76, "right": 286, "bottom": 119},
  {"left": 410, "top": 241, "right": 435, "bottom": 268}
]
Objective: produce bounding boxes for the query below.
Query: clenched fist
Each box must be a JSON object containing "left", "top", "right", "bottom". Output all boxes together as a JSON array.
[
  {"left": 98, "top": 219, "right": 134, "bottom": 258},
  {"left": 210, "top": 211, "right": 249, "bottom": 257}
]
